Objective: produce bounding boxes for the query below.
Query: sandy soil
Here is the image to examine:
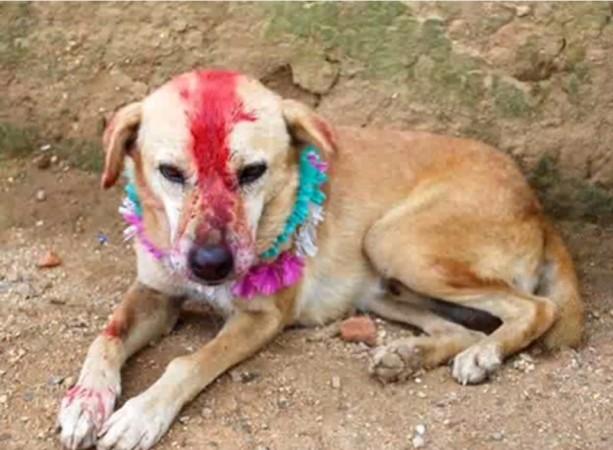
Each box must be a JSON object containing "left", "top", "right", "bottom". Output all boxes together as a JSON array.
[{"left": 1, "top": 154, "right": 612, "bottom": 450}]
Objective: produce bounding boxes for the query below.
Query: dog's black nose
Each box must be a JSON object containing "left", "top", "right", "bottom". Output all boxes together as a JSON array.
[{"left": 188, "top": 244, "right": 234, "bottom": 283}]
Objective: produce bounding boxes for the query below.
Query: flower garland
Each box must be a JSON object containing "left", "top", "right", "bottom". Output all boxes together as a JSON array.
[
  {"left": 232, "top": 146, "right": 328, "bottom": 298},
  {"left": 119, "top": 173, "right": 167, "bottom": 260},
  {"left": 119, "top": 145, "right": 328, "bottom": 300}
]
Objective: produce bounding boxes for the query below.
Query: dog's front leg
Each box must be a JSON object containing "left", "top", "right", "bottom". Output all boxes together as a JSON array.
[
  {"left": 96, "top": 297, "right": 286, "bottom": 450},
  {"left": 58, "top": 282, "right": 183, "bottom": 450}
]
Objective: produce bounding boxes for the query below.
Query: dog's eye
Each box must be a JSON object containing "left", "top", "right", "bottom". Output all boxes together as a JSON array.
[
  {"left": 159, "top": 164, "right": 185, "bottom": 185},
  {"left": 238, "top": 163, "right": 267, "bottom": 186}
]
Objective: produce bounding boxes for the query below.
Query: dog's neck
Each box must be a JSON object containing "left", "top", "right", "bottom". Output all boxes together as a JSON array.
[{"left": 120, "top": 146, "right": 328, "bottom": 300}]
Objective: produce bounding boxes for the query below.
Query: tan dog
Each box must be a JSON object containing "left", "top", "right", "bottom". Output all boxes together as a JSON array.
[{"left": 57, "top": 70, "right": 584, "bottom": 450}]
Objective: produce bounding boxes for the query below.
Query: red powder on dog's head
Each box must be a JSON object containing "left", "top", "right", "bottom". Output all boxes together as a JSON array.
[{"left": 176, "top": 70, "right": 256, "bottom": 233}]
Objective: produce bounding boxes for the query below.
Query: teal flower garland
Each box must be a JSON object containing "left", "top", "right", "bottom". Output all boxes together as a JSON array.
[{"left": 260, "top": 145, "right": 328, "bottom": 260}]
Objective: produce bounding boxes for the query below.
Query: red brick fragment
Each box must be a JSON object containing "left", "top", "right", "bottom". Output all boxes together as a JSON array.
[
  {"left": 37, "top": 250, "right": 62, "bottom": 268},
  {"left": 340, "top": 315, "right": 377, "bottom": 346}
]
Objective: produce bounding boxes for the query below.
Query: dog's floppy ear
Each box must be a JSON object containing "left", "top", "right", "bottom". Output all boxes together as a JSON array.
[
  {"left": 281, "top": 99, "right": 337, "bottom": 157},
  {"left": 101, "top": 102, "right": 142, "bottom": 189}
]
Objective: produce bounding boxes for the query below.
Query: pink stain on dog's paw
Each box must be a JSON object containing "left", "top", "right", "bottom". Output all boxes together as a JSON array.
[{"left": 62, "top": 384, "right": 117, "bottom": 427}]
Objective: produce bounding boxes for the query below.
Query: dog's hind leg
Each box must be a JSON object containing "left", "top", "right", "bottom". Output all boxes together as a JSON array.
[
  {"left": 365, "top": 294, "right": 485, "bottom": 382},
  {"left": 364, "top": 193, "right": 559, "bottom": 385},
  {"left": 58, "top": 282, "right": 183, "bottom": 450}
]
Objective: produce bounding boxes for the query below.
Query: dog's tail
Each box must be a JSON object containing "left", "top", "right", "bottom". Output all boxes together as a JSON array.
[{"left": 539, "top": 220, "right": 584, "bottom": 350}]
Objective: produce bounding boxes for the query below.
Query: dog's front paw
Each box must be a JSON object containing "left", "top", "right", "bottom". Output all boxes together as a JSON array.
[
  {"left": 452, "top": 341, "right": 502, "bottom": 385},
  {"left": 97, "top": 393, "right": 178, "bottom": 450},
  {"left": 58, "top": 384, "right": 118, "bottom": 450},
  {"left": 369, "top": 338, "right": 426, "bottom": 383}
]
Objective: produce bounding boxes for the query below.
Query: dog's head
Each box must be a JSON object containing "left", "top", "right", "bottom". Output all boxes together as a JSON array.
[{"left": 101, "top": 70, "right": 336, "bottom": 286}]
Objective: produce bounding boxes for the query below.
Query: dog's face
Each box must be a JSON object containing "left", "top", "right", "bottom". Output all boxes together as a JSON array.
[{"left": 101, "top": 70, "right": 335, "bottom": 286}]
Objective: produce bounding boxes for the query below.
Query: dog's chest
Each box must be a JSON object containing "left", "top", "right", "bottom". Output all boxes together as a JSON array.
[
  {"left": 295, "top": 267, "right": 384, "bottom": 326},
  {"left": 183, "top": 283, "right": 235, "bottom": 316}
]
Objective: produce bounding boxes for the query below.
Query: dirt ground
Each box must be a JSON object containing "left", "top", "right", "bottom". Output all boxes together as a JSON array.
[
  {"left": 2, "top": 3, "right": 613, "bottom": 450},
  {"left": 1, "top": 158, "right": 613, "bottom": 450}
]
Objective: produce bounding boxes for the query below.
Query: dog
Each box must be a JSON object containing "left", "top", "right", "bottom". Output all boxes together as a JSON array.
[{"left": 57, "top": 70, "right": 584, "bottom": 450}]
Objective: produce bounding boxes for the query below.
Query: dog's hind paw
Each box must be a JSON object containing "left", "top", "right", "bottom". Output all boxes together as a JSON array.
[
  {"left": 369, "top": 338, "right": 426, "bottom": 383},
  {"left": 57, "top": 384, "right": 118, "bottom": 450},
  {"left": 452, "top": 341, "right": 502, "bottom": 385}
]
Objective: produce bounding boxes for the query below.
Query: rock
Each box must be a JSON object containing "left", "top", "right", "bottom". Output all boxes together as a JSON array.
[
  {"left": 48, "top": 375, "right": 65, "bottom": 386},
  {"left": 277, "top": 396, "right": 289, "bottom": 408},
  {"left": 37, "top": 251, "right": 62, "bottom": 268},
  {"left": 331, "top": 375, "right": 341, "bottom": 389},
  {"left": 171, "top": 19, "right": 188, "bottom": 33},
  {"left": 415, "top": 424, "right": 426, "bottom": 435},
  {"left": 491, "top": 432, "right": 504, "bottom": 441},
  {"left": 515, "top": 5, "right": 531, "bottom": 17},
  {"left": 290, "top": 53, "right": 339, "bottom": 95},
  {"left": 64, "top": 376, "right": 76, "bottom": 388},
  {"left": 50, "top": 155, "right": 59, "bottom": 164},
  {"left": 412, "top": 435, "right": 425, "bottom": 448},
  {"left": 229, "top": 370, "right": 258, "bottom": 383},
  {"left": 14, "top": 282, "right": 36, "bottom": 299},
  {"left": 340, "top": 316, "right": 377, "bottom": 346},
  {"left": 35, "top": 189, "right": 46, "bottom": 202},
  {"left": 33, "top": 154, "right": 51, "bottom": 169},
  {"left": 513, "top": 353, "right": 536, "bottom": 373},
  {"left": 201, "top": 407, "right": 213, "bottom": 418}
]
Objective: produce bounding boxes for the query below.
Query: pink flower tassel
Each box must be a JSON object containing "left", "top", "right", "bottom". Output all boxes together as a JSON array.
[
  {"left": 232, "top": 251, "right": 304, "bottom": 300},
  {"left": 119, "top": 199, "right": 166, "bottom": 260}
]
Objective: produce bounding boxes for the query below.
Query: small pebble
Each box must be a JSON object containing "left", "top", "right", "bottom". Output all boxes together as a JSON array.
[
  {"left": 33, "top": 154, "right": 51, "bottom": 169},
  {"left": 65, "top": 376, "right": 76, "bottom": 388},
  {"left": 277, "top": 396, "right": 289, "bottom": 408},
  {"left": 415, "top": 424, "right": 426, "bottom": 435},
  {"left": 331, "top": 375, "right": 341, "bottom": 389},
  {"left": 35, "top": 189, "right": 46, "bottom": 201},
  {"left": 230, "top": 370, "right": 258, "bottom": 383},
  {"left": 48, "top": 375, "right": 65, "bottom": 386},
  {"left": 412, "top": 435, "right": 425, "bottom": 448},
  {"left": 97, "top": 233, "right": 109, "bottom": 246},
  {"left": 491, "top": 432, "right": 504, "bottom": 441},
  {"left": 201, "top": 407, "right": 213, "bottom": 418}
]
